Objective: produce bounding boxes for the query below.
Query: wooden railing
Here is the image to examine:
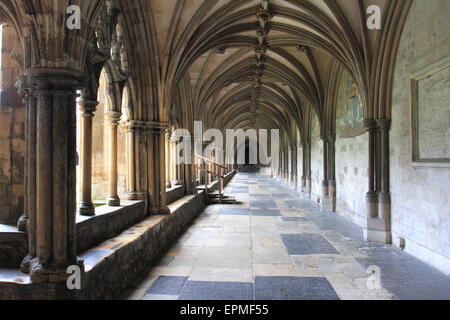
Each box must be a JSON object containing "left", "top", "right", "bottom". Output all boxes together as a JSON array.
[{"left": 195, "top": 154, "right": 231, "bottom": 203}]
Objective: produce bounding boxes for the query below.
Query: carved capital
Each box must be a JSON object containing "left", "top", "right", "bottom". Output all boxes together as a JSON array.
[
  {"left": 105, "top": 111, "right": 122, "bottom": 125},
  {"left": 123, "top": 120, "right": 145, "bottom": 132},
  {"left": 363, "top": 119, "right": 377, "bottom": 130},
  {"left": 78, "top": 99, "right": 99, "bottom": 117},
  {"left": 143, "top": 121, "right": 170, "bottom": 134},
  {"left": 23, "top": 68, "right": 87, "bottom": 97}
]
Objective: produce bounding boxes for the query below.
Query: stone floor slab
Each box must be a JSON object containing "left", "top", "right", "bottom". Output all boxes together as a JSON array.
[
  {"left": 179, "top": 281, "right": 254, "bottom": 300},
  {"left": 281, "top": 234, "right": 340, "bottom": 255},
  {"left": 254, "top": 276, "right": 339, "bottom": 300}
]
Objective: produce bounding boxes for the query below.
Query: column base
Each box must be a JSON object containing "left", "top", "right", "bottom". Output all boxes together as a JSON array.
[
  {"left": 149, "top": 206, "right": 171, "bottom": 215},
  {"left": 29, "top": 257, "right": 85, "bottom": 284},
  {"left": 366, "top": 191, "right": 378, "bottom": 218},
  {"left": 364, "top": 217, "right": 392, "bottom": 244},
  {"left": 320, "top": 180, "right": 329, "bottom": 212},
  {"left": 378, "top": 192, "right": 391, "bottom": 221},
  {"left": 17, "top": 215, "right": 28, "bottom": 232},
  {"left": 364, "top": 227, "right": 392, "bottom": 244},
  {"left": 78, "top": 201, "right": 95, "bottom": 216},
  {"left": 126, "top": 192, "right": 146, "bottom": 200},
  {"left": 107, "top": 196, "right": 121, "bottom": 207},
  {"left": 321, "top": 196, "right": 336, "bottom": 212},
  {"left": 21, "top": 254, "right": 85, "bottom": 283}
]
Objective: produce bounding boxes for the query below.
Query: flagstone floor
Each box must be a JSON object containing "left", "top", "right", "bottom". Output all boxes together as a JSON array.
[{"left": 121, "top": 172, "right": 450, "bottom": 300}]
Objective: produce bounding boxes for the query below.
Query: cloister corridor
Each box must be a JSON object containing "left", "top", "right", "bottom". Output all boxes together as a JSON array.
[
  {"left": 121, "top": 172, "right": 450, "bottom": 300},
  {"left": 0, "top": 0, "right": 448, "bottom": 302}
]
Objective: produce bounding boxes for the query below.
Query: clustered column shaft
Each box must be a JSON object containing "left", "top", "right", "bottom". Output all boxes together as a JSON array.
[
  {"left": 364, "top": 119, "right": 392, "bottom": 243},
  {"left": 18, "top": 68, "right": 85, "bottom": 283},
  {"left": 78, "top": 100, "right": 99, "bottom": 216}
]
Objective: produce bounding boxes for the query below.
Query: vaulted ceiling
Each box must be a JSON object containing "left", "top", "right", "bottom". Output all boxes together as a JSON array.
[
  {"left": 1, "top": 0, "right": 411, "bottom": 144},
  {"left": 137, "top": 0, "right": 408, "bottom": 140}
]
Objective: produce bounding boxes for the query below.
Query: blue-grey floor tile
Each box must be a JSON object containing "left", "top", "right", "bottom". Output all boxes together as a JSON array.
[
  {"left": 356, "top": 248, "right": 450, "bottom": 300},
  {"left": 272, "top": 193, "right": 297, "bottom": 199},
  {"left": 179, "top": 281, "right": 254, "bottom": 300},
  {"left": 254, "top": 276, "right": 339, "bottom": 300},
  {"left": 282, "top": 217, "right": 308, "bottom": 222},
  {"left": 251, "top": 209, "right": 282, "bottom": 216},
  {"left": 230, "top": 189, "right": 249, "bottom": 194},
  {"left": 146, "top": 276, "right": 188, "bottom": 295},
  {"left": 250, "top": 200, "right": 278, "bottom": 208},
  {"left": 218, "top": 208, "right": 251, "bottom": 216},
  {"left": 281, "top": 234, "right": 340, "bottom": 255}
]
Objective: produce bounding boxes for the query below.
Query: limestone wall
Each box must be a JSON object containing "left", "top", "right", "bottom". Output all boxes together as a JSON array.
[
  {"left": 0, "top": 24, "right": 24, "bottom": 225},
  {"left": 334, "top": 70, "right": 368, "bottom": 227},
  {"left": 390, "top": 0, "right": 450, "bottom": 274},
  {"left": 335, "top": 134, "right": 368, "bottom": 227}
]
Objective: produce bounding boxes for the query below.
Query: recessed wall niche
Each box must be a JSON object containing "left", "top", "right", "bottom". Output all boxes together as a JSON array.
[{"left": 410, "top": 55, "right": 450, "bottom": 168}]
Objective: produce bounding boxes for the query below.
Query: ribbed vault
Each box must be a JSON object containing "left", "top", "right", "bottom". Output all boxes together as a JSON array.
[{"left": 119, "top": 0, "right": 411, "bottom": 148}]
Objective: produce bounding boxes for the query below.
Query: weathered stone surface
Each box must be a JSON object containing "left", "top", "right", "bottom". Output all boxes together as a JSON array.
[
  {"left": 390, "top": 0, "right": 450, "bottom": 274},
  {"left": 76, "top": 200, "right": 146, "bottom": 253},
  {"left": 0, "top": 225, "right": 27, "bottom": 267}
]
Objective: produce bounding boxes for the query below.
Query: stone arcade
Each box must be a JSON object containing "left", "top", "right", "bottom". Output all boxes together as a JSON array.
[{"left": 0, "top": 0, "right": 448, "bottom": 300}]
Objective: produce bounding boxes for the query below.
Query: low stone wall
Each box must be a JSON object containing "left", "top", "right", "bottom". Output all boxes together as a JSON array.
[
  {"left": 82, "top": 192, "right": 207, "bottom": 299},
  {"left": 0, "top": 226, "right": 27, "bottom": 268},
  {"left": 166, "top": 185, "right": 185, "bottom": 205},
  {"left": 0, "top": 193, "right": 206, "bottom": 299},
  {"left": 76, "top": 200, "right": 147, "bottom": 253}
]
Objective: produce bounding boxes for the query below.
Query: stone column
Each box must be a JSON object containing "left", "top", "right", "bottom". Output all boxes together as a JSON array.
[
  {"left": 165, "top": 131, "right": 172, "bottom": 188},
  {"left": 284, "top": 149, "right": 289, "bottom": 181},
  {"left": 77, "top": 100, "right": 98, "bottom": 216},
  {"left": 16, "top": 76, "right": 37, "bottom": 259},
  {"left": 186, "top": 136, "right": 198, "bottom": 195},
  {"left": 124, "top": 121, "right": 143, "bottom": 200},
  {"left": 321, "top": 138, "right": 329, "bottom": 211},
  {"left": 322, "top": 135, "right": 336, "bottom": 212},
  {"left": 170, "top": 134, "right": 179, "bottom": 185},
  {"left": 16, "top": 79, "right": 33, "bottom": 232},
  {"left": 328, "top": 135, "right": 336, "bottom": 212},
  {"left": 105, "top": 111, "right": 121, "bottom": 207},
  {"left": 290, "top": 147, "right": 296, "bottom": 186},
  {"left": 363, "top": 119, "right": 391, "bottom": 243},
  {"left": 364, "top": 119, "right": 378, "bottom": 219},
  {"left": 376, "top": 119, "right": 392, "bottom": 243},
  {"left": 146, "top": 123, "right": 170, "bottom": 215},
  {"left": 19, "top": 68, "right": 85, "bottom": 283},
  {"left": 301, "top": 145, "right": 307, "bottom": 194},
  {"left": 302, "top": 144, "right": 312, "bottom": 198}
]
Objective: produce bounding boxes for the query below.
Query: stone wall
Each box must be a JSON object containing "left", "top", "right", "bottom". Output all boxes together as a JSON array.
[
  {"left": 0, "top": 24, "right": 25, "bottom": 225},
  {"left": 390, "top": 0, "right": 450, "bottom": 274},
  {"left": 334, "top": 70, "right": 368, "bottom": 227}
]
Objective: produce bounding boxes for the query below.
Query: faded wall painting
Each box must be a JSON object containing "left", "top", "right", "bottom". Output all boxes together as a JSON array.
[{"left": 336, "top": 71, "right": 365, "bottom": 138}]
